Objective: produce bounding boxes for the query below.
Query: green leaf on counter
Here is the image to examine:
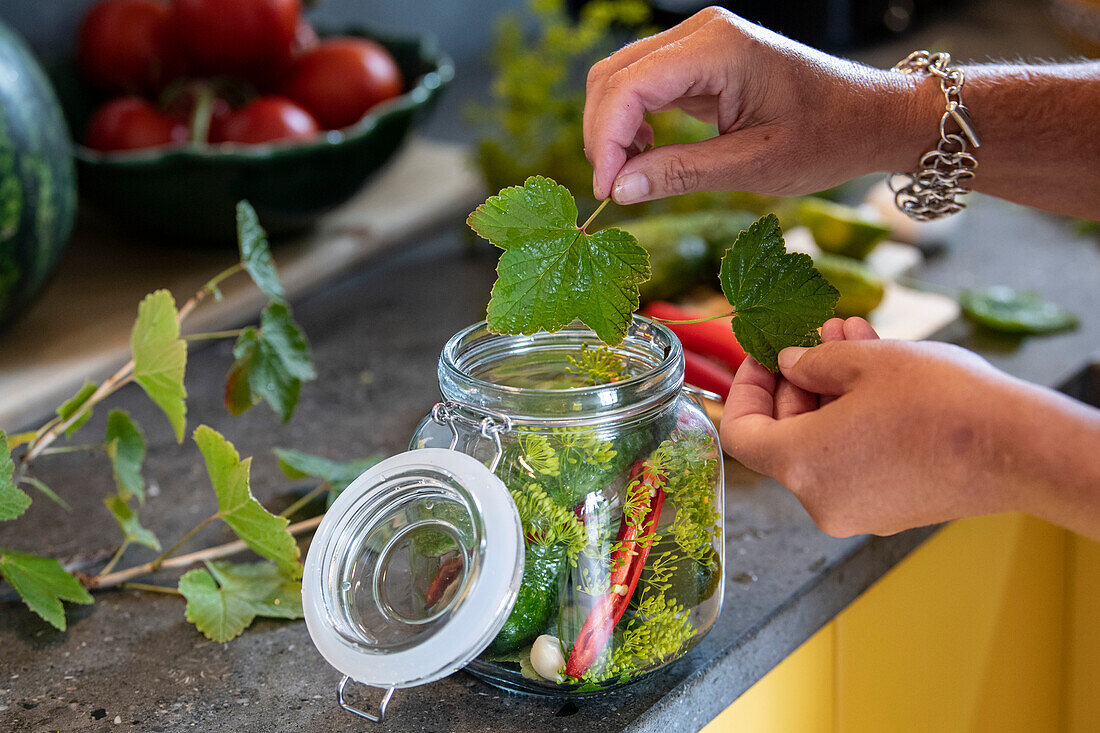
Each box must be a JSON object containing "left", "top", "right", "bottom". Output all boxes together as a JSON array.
[
  {"left": 224, "top": 303, "right": 315, "bottom": 423},
  {"left": 719, "top": 214, "right": 838, "bottom": 371},
  {"left": 0, "top": 549, "right": 92, "bottom": 630},
  {"left": 0, "top": 432, "right": 31, "bottom": 521},
  {"left": 104, "top": 494, "right": 160, "bottom": 551},
  {"left": 237, "top": 201, "right": 285, "bottom": 304},
  {"left": 960, "top": 286, "right": 1079, "bottom": 335},
  {"left": 105, "top": 410, "right": 146, "bottom": 501},
  {"left": 22, "top": 476, "right": 70, "bottom": 512},
  {"left": 56, "top": 381, "right": 97, "bottom": 437},
  {"left": 194, "top": 426, "right": 300, "bottom": 577},
  {"left": 273, "top": 448, "right": 381, "bottom": 507},
  {"left": 131, "top": 290, "right": 187, "bottom": 441},
  {"left": 179, "top": 560, "right": 302, "bottom": 642},
  {"left": 468, "top": 176, "right": 650, "bottom": 345}
]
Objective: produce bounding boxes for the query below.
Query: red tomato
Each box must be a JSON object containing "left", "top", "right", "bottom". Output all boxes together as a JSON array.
[
  {"left": 211, "top": 96, "right": 320, "bottom": 145},
  {"left": 77, "top": 0, "right": 180, "bottom": 93},
  {"left": 169, "top": 0, "right": 301, "bottom": 77},
  {"left": 281, "top": 38, "right": 403, "bottom": 129},
  {"left": 84, "top": 97, "right": 189, "bottom": 152}
]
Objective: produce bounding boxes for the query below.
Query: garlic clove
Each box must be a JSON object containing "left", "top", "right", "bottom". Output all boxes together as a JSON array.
[{"left": 530, "top": 634, "right": 566, "bottom": 682}]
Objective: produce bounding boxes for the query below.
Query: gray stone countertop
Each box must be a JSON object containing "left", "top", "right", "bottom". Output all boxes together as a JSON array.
[{"left": 2, "top": 191, "right": 1098, "bottom": 732}]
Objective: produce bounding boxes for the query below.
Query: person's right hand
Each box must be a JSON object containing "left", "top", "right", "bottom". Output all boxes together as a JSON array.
[
  {"left": 583, "top": 6, "right": 929, "bottom": 204},
  {"left": 720, "top": 324, "right": 1100, "bottom": 540}
]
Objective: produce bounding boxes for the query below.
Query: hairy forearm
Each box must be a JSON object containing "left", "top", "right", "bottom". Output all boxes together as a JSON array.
[
  {"left": 1002, "top": 382, "right": 1100, "bottom": 539},
  {"left": 875, "top": 62, "right": 1100, "bottom": 219}
]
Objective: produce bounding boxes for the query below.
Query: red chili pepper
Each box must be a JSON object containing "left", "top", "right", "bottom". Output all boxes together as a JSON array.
[
  {"left": 643, "top": 301, "right": 748, "bottom": 372},
  {"left": 683, "top": 349, "right": 735, "bottom": 397},
  {"left": 425, "top": 555, "right": 464, "bottom": 609},
  {"left": 565, "top": 461, "right": 665, "bottom": 678}
]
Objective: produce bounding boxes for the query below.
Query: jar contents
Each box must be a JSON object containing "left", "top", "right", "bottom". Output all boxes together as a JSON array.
[
  {"left": 438, "top": 343, "right": 723, "bottom": 689},
  {"left": 411, "top": 318, "right": 725, "bottom": 695},
  {"left": 475, "top": 424, "right": 721, "bottom": 689}
]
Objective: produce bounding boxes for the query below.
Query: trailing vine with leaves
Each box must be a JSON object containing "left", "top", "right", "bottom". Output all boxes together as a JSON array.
[{"left": 0, "top": 201, "right": 377, "bottom": 641}]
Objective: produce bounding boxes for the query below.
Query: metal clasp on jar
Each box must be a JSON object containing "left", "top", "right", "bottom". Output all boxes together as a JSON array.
[{"left": 430, "top": 400, "right": 513, "bottom": 472}]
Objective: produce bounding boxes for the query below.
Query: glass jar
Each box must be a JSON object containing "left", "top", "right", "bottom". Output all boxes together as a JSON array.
[{"left": 303, "top": 317, "right": 724, "bottom": 721}]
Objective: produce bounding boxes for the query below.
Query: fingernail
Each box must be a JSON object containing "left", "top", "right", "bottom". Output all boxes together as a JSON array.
[
  {"left": 778, "top": 347, "right": 808, "bottom": 371},
  {"left": 612, "top": 172, "right": 650, "bottom": 204}
]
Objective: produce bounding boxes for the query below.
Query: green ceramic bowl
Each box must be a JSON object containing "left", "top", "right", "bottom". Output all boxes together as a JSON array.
[{"left": 49, "top": 28, "right": 453, "bottom": 244}]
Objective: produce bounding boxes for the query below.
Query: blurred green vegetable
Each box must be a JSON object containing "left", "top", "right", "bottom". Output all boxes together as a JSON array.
[
  {"left": 960, "top": 286, "right": 1079, "bottom": 335},
  {"left": 812, "top": 252, "right": 886, "bottom": 318},
  {"left": 619, "top": 210, "right": 757, "bottom": 302},
  {"left": 798, "top": 197, "right": 891, "bottom": 260}
]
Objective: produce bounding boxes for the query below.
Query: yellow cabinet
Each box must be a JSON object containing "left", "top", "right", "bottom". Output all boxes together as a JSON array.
[{"left": 704, "top": 514, "right": 1099, "bottom": 733}]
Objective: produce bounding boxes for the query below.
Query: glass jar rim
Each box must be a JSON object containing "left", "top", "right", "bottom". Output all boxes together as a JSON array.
[{"left": 437, "top": 316, "right": 684, "bottom": 425}]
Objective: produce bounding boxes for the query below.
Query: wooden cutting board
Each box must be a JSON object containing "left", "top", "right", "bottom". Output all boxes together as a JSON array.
[{"left": 0, "top": 138, "right": 484, "bottom": 432}]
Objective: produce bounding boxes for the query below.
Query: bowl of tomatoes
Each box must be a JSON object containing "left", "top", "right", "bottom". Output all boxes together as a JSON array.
[{"left": 49, "top": 0, "right": 454, "bottom": 243}]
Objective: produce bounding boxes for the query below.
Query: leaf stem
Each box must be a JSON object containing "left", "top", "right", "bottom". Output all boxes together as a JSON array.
[
  {"left": 277, "top": 483, "right": 328, "bottom": 518},
  {"left": 182, "top": 329, "right": 246, "bottom": 342},
  {"left": 38, "top": 444, "right": 103, "bottom": 456},
  {"left": 150, "top": 513, "right": 219, "bottom": 571},
  {"left": 98, "top": 541, "right": 130, "bottom": 577},
  {"left": 122, "top": 582, "right": 181, "bottom": 595},
  {"left": 20, "top": 369, "right": 135, "bottom": 471},
  {"left": 579, "top": 198, "right": 611, "bottom": 233},
  {"left": 89, "top": 515, "right": 323, "bottom": 590},
  {"left": 650, "top": 312, "right": 735, "bottom": 326},
  {"left": 178, "top": 263, "right": 245, "bottom": 321}
]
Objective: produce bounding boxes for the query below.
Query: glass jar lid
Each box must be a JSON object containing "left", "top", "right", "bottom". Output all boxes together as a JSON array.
[{"left": 303, "top": 448, "right": 524, "bottom": 689}]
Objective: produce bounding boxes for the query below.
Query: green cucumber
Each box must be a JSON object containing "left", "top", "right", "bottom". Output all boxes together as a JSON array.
[
  {"left": 486, "top": 543, "right": 567, "bottom": 656},
  {"left": 618, "top": 211, "right": 758, "bottom": 303}
]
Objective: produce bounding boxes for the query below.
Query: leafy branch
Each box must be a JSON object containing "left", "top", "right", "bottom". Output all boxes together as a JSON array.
[
  {"left": 467, "top": 177, "right": 839, "bottom": 371},
  {"left": 0, "top": 201, "right": 373, "bottom": 640}
]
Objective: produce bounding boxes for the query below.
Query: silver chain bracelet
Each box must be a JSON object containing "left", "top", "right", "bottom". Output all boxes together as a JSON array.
[{"left": 889, "top": 50, "right": 981, "bottom": 221}]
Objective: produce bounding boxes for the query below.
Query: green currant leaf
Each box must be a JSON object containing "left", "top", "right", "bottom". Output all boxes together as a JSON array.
[
  {"left": 960, "top": 286, "right": 1079, "bottom": 335},
  {"left": 273, "top": 448, "right": 381, "bottom": 507},
  {"left": 21, "top": 476, "right": 70, "bottom": 512},
  {"left": 131, "top": 290, "right": 187, "bottom": 441},
  {"left": 105, "top": 410, "right": 146, "bottom": 502},
  {"left": 237, "top": 201, "right": 285, "bottom": 304},
  {"left": 468, "top": 176, "right": 650, "bottom": 345},
  {"left": 56, "top": 381, "right": 97, "bottom": 437},
  {"left": 206, "top": 560, "right": 302, "bottom": 620},
  {"left": 178, "top": 566, "right": 254, "bottom": 643},
  {"left": 194, "top": 426, "right": 301, "bottom": 577},
  {"left": 0, "top": 431, "right": 31, "bottom": 521},
  {"left": 178, "top": 560, "right": 302, "bottom": 642},
  {"left": 104, "top": 494, "right": 160, "bottom": 551},
  {"left": 0, "top": 549, "right": 92, "bottom": 630},
  {"left": 224, "top": 303, "right": 315, "bottom": 422},
  {"left": 719, "top": 214, "right": 838, "bottom": 371}
]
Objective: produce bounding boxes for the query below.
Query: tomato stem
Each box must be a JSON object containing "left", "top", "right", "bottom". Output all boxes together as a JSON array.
[{"left": 188, "top": 82, "right": 216, "bottom": 146}]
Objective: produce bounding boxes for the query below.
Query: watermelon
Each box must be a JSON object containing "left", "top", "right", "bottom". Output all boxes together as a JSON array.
[{"left": 0, "top": 20, "right": 76, "bottom": 329}]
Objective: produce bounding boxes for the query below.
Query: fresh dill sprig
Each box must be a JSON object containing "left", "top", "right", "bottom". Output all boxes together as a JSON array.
[
  {"left": 517, "top": 433, "right": 560, "bottom": 477},
  {"left": 510, "top": 482, "right": 586, "bottom": 563},
  {"left": 646, "top": 431, "right": 721, "bottom": 562},
  {"left": 566, "top": 344, "right": 627, "bottom": 386}
]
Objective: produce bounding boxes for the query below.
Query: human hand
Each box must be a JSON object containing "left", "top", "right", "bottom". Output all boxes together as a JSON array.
[
  {"left": 720, "top": 319, "right": 1100, "bottom": 538},
  {"left": 583, "top": 6, "right": 928, "bottom": 204}
]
